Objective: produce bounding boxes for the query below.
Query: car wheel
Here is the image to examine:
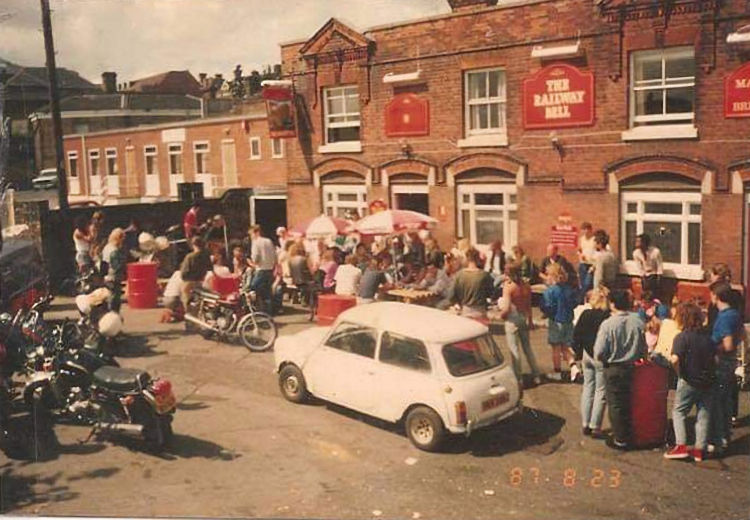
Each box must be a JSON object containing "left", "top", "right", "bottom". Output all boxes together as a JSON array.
[
  {"left": 278, "top": 365, "right": 308, "bottom": 404},
  {"left": 405, "top": 406, "right": 446, "bottom": 452}
]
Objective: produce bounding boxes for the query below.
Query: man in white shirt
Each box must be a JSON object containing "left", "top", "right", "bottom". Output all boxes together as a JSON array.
[
  {"left": 632, "top": 233, "right": 663, "bottom": 299},
  {"left": 249, "top": 225, "right": 278, "bottom": 313},
  {"left": 578, "top": 222, "right": 596, "bottom": 293},
  {"left": 334, "top": 255, "right": 362, "bottom": 296}
]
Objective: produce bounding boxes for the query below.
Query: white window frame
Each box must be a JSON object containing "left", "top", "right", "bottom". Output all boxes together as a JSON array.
[
  {"left": 629, "top": 47, "right": 695, "bottom": 128},
  {"left": 249, "top": 137, "right": 262, "bottom": 160},
  {"left": 463, "top": 68, "right": 507, "bottom": 140},
  {"left": 88, "top": 149, "right": 100, "bottom": 176},
  {"left": 67, "top": 151, "right": 79, "bottom": 178},
  {"left": 323, "top": 85, "right": 361, "bottom": 145},
  {"left": 457, "top": 184, "right": 517, "bottom": 250},
  {"left": 271, "top": 138, "right": 284, "bottom": 159},
  {"left": 322, "top": 184, "right": 368, "bottom": 219},
  {"left": 144, "top": 145, "right": 158, "bottom": 176},
  {"left": 193, "top": 141, "right": 210, "bottom": 174},
  {"left": 621, "top": 191, "right": 703, "bottom": 280},
  {"left": 167, "top": 143, "right": 183, "bottom": 175},
  {"left": 104, "top": 148, "right": 118, "bottom": 176}
]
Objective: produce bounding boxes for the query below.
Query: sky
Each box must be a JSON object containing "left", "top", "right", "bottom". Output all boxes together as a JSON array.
[{"left": 0, "top": 0, "right": 449, "bottom": 84}]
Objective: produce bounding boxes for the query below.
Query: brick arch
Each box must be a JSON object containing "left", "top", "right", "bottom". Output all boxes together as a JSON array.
[
  {"left": 729, "top": 158, "right": 750, "bottom": 194},
  {"left": 377, "top": 157, "right": 438, "bottom": 186},
  {"left": 444, "top": 152, "right": 527, "bottom": 187},
  {"left": 312, "top": 157, "right": 373, "bottom": 187},
  {"left": 604, "top": 154, "right": 716, "bottom": 194}
]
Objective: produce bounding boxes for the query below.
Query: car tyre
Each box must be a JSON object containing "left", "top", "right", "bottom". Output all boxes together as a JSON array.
[
  {"left": 279, "top": 365, "right": 308, "bottom": 404},
  {"left": 405, "top": 406, "right": 445, "bottom": 452}
]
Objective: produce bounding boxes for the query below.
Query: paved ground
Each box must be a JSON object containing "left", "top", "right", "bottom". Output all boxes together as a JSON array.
[{"left": 2, "top": 299, "right": 748, "bottom": 520}]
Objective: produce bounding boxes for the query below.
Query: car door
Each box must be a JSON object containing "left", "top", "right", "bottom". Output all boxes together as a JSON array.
[
  {"left": 302, "top": 321, "right": 380, "bottom": 413},
  {"left": 372, "top": 332, "right": 443, "bottom": 422}
]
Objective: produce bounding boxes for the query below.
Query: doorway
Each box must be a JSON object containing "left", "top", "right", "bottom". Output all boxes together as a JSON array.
[
  {"left": 391, "top": 184, "right": 429, "bottom": 215},
  {"left": 251, "top": 196, "right": 287, "bottom": 244}
]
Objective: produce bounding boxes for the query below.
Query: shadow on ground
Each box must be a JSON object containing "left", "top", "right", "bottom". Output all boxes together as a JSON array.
[
  {"left": 107, "top": 431, "right": 241, "bottom": 462},
  {"left": 0, "top": 467, "right": 79, "bottom": 513}
]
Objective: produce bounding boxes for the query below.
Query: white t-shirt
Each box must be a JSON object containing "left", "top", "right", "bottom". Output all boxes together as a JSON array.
[
  {"left": 579, "top": 234, "right": 596, "bottom": 264},
  {"left": 334, "top": 264, "right": 362, "bottom": 296},
  {"left": 164, "top": 271, "right": 184, "bottom": 299}
]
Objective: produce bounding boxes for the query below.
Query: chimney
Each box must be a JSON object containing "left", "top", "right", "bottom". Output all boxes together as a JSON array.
[
  {"left": 199, "top": 72, "right": 207, "bottom": 86},
  {"left": 447, "top": 0, "right": 498, "bottom": 12},
  {"left": 101, "top": 71, "right": 117, "bottom": 93}
]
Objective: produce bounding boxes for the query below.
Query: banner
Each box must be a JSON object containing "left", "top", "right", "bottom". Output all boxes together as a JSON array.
[
  {"left": 725, "top": 62, "right": 750, "bottom": 119},
  {"left": 523, "top": 64, "right": 595, "bottom": 129},
  {"left": 262, "top": 84, "right": 296, "bottom": 138}
]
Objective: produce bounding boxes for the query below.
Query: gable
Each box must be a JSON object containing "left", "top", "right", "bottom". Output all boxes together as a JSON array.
[{"left": 300, "top": 18, "right": 372, "bottom": 62}]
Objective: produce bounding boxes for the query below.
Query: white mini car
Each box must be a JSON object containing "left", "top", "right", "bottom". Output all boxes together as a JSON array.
[
  {"left": 32, "top": 168, "right": 60, "bottom": 190},
  {"left": 274, "top": 302, "right": 521, "bottom": 451}
]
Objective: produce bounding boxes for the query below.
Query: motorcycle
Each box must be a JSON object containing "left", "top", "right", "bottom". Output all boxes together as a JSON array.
[{"left": 184, "top": 269, "right": 277, "bottom": 352}]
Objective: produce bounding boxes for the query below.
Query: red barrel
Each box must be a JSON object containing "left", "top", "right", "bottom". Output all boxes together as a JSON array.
[
  {"left": 317, "top": 294, "right": 357, "bottom": 326},
  {"left": 127, "top": 262, "right": 158, "bottom": 309},
  {"left": 630, "top": 360, "right": 669, "bottom": 448},
  {"left": 212, "top": 274, "right": 240, "bottom": 296}
]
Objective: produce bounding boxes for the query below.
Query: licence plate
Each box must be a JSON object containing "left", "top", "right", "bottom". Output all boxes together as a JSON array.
[
  {"left": 155, "top": 392, "right": 177, "bottom": 414},
  {"left": 482, "top": 393, "right": 509, "bottom": 412}
]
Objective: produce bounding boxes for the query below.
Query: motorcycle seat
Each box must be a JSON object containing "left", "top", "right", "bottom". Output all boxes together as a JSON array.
[
  {"left": 92, "top": 366, "right": 148, "bottom": 392},
  {"left": 193, "top": 287, "right": 221, "bottom": 300}
]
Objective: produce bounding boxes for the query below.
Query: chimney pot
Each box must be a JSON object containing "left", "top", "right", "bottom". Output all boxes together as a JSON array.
[{"left": 101, "top": 71, "right": 117, "bottom": 94}]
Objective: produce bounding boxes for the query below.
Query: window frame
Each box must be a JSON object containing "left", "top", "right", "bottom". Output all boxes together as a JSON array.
[
  {"left": 456, "top": 183, "right": 518, "bottom": 250},
  {"left": 629, "top": 46, "right": 695, "bottom": 128},
  {"left": 167, "top": 143, "right": 183, "bottom": 176},
  {"left": 322, "top": 184, "right": 368, "bottom": 219},
  {"left": 378, "top": 331, "right": 432, "bottom": 373},
  {"left": 88, "top": 149, "right": 100, "bottom": 176},
  {"left": 464, "top": 67, "right": 507, "bottom": 138},
  {"left": 249, "top": 137, "right": 262, "bottom": 160},
  {"left": 67, "top": 151, "right": 79, "bottom": 178},
  {"left": 323, "top": 321, "right": 379, "bottom": 360},
  {"left": 144, "top": 145, "right": 158, "bottom": 176},
  {"left": 621, "top": 190, "right": 702, "bottom": 280},
  {"left": 104, "top": 148, "right": 118, "bottom": 176},
  {"left": 323, "top": 85, "right": 361, "bottom": 145},
  {"left": 193, "top": 141, "right": 210, "bottom": 175},
  {"left": 271, "top": 138, "right": 284, "bottom": 159}
]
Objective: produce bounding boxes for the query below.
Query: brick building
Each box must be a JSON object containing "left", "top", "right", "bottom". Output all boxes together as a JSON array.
[{"left": 276, "top": 0, "right": 750, "bottom": 294}]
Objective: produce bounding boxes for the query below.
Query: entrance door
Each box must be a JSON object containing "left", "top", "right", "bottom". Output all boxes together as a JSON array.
[
  {"left": 221, "top": 140, "right": 238, "bottom": 189},
  {"left": 391, "top": 184, "right": 429, "bottom": 215},
  {"left": 251, "top": 196, "right": 287, "bottom": 243},
  {"left": 124, "top": 147, "right": 136, "bottom": 196}
]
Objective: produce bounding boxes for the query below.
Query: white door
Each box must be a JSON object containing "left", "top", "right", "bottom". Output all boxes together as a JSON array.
[
  {"left": 221, "top": 140, "right": 238, "bottom": 189},
  {"left": 195, "top": 174, "right": 213, "bottom": 198},
  {"left": 90, "top": 175, "right": 102, "bottom": 197},
  {"left": 69, "top": 177, "right": 80, "bottom": 195},
  {"left": 107, "top": 174, "right": 120, "bottom": 197},
  {"left": 146, "top": 171, "right": 160, "bottom": 197},
  {"left": 169, "top": 174, "right": 183, "bottom": 198}
]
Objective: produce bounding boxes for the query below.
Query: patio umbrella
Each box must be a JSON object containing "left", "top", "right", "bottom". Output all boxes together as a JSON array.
[
  {"left": 353, "top": 209, "right": 437, "bottom": 235},
  {"left": 289, "top": 214, "right": 352, "bottom": 239}
]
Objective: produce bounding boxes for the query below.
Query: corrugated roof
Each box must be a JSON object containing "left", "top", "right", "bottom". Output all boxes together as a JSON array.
[
  {"left": 38, "top": 93, "right": 201, "bottom": 113},
  {"left": 1, "top": 57, "right": 97, "bottom": 90}
]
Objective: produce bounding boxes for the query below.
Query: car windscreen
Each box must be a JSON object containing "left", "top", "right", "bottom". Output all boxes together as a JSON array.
[{"left": 442, "top": 334, "right": 504, "bottom": 377}]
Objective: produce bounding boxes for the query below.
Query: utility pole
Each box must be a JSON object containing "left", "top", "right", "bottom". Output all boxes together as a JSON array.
[{"left": 40, "top": 0, "right": 68, "bottom": 211}]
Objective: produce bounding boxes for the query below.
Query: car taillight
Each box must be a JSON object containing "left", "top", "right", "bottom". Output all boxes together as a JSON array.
[
  {"left": 151, "top": 379, "right": 172, "bottom": 398},
  {"left": 454, "top": 401, "right": 467, "bottom": 426}
]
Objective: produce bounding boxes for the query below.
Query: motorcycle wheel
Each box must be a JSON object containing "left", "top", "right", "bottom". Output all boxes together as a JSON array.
[
  {"left": 142, "top": 414, "right": 173, "bottom": 452},
  {"left": 184, "top": 300, "right": 200, "bottom": 333},
  {"left": 237, "top": 313, "right": 277, "bottom": 352}
]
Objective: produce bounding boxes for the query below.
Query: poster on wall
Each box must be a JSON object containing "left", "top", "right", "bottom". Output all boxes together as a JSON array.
[
  {"left": 385, "top": 93, "right": 430, "bottom": 137},
  {"left": 550, "top": 213, "right": 578, "bottom": 248},
  {"left": 725, "top": 62, "right": 750, "bottom": 118},
  {"left": 522, "top": 64, "right": 595, "bottom": 129},
  {"left": 262, "top": 81, "right": 297, "bottom": 138}
]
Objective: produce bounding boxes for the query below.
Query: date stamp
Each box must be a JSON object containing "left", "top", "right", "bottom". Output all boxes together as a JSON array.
[{"left": 508, "top": 467, "right": 623, "bottom": 489}]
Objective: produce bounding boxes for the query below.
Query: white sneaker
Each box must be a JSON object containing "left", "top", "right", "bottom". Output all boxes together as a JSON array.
[
  {"left": 547, "top": 372, "right": 562, "bottom": 381},
  {"left": 570, "top": 364, "right": 581, "bottom": 382}
]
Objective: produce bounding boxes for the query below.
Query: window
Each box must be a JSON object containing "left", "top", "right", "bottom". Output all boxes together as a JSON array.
[
  {"left": 457, "top": 184, "right": 517, "bottom": 248},
  {"left": 144, "top": 145, "right": 158, "bottom": 176},
  {"left": 379, "top": 332, "right": 431, "bottom": 372},
  {"left": 322, "top": 185, "right": 367, "bottom": 219},
  {"left": 168, "top": 143, "right": 183, "bottom": 175},
  {"left": 88, "top": 149, "right": 100, "bottom": 176},
  {"left": 249, "top": 137, "right": 261, "bottom": 160},
  {"left": 193, "top": 142, "right": 209, "bottom": 174},
  {"left": 105, "top": 148, "right": 118, "bottom": 176},
  {"left": 324, "top": 86, "right": 360, "bottom": 144},
  {"left": 631, "top": 47, "right": 695, "bottom": 127},
  {"left": 271, "top": 138, "right": 284, "bottom": 159},
  {"left": 67, "top": 151, "right": 78, "bottom": 178},
  {"left": 442, "top": 335, "right": 504, "bottom": 378},
  {"left": 465, "top": 68, "right": 507, "bottom": 137},
  {"left": 622, "top": 191, "right": 702, "bottom": 278},
  {"left": 325, "top": 322, "right": 378, "bottom": 359}
]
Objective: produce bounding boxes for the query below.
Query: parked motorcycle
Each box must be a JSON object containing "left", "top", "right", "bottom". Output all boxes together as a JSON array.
[{"left": 184, "top": 270, "right": 277, "bottom": 352}]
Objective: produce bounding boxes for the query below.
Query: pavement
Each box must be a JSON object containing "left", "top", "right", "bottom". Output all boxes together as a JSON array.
[{"left": 1, "top": 298, "right": 748, "bottom": 520}]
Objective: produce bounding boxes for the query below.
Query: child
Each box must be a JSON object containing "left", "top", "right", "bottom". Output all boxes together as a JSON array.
[{"left": 541, "top": 263, "right": 579, "bottom": 382}]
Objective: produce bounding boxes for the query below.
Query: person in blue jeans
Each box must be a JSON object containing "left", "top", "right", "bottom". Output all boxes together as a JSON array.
[
  {"left": 541, "top": 263, "right": 578, "bottom": 381},
  {"left": 573, "top": 287, "right": 611, "bottom": 438},
  {"left": 709, "top": 281, "right": 743, "bottom": 454},
  {"left": 664, "top": 303, "right": 716, "bottom": 462}
]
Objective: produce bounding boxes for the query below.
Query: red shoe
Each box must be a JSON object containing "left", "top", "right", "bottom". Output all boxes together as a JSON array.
[
  {"left": 690, "top": 449, "right": 704, "bottom": 462},
  {"left": 663, "top": 445, "right": 690, "bottom": 459}
]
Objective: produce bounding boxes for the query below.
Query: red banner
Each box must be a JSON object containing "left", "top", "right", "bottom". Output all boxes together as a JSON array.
[
  {"left": 385, "top": 93, "right": 430, "bottom": 137},
  {"left": 523, "top": 64, "right": 595, "bottom": 129},
  {"left": 550, "top": 224, "right": 578, "bottom": 249},
  {"left": 725, "top": 62, "right": 750, "bottom": 119},
  {"left": 262, "top": 85, "right": 296, "bottom": 138}
]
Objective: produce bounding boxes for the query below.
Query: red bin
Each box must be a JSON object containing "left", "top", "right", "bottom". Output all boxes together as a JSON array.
[
  {"left": 630, "top": 360, "right": 669, "bottom": 448},
  {"left": 127, "top": 262, "right": 158, "bottom": 309},
  {"left": 212, "top": 274, "right": 240, "bottom": 296},
  {"left": 316, "top": 294, "right": 356, "bottom": 326}
]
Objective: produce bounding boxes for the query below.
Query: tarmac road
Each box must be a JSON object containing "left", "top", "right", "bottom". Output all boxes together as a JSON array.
[{"left": 1, "top": 299, "right": 748, "bottom": 520}]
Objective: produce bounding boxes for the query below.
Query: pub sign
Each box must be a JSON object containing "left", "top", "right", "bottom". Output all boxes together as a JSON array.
[
  {"left": 523, "top": 64, "right": 595, "bottom": 129},
  {"left": 725, "top": 62, "right": 750, "bottom": 119}
]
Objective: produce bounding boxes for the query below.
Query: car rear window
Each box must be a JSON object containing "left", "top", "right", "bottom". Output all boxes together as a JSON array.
[{"left": 442, "top": 334, "right": 504, "bottom": 377}]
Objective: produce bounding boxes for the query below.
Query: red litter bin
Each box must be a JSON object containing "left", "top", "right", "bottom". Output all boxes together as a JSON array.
[
  {"left": 127, "top": 262, "right": 158, "bottom": 309},
  {"left": 212, "top": 274, "right": 240, "bottom": 296},
  {"left": 316, "top": 294, "right": 356, "bottom": 326},
  {"left": 630, "top": 360, "right": 669, "bottom": 448}
]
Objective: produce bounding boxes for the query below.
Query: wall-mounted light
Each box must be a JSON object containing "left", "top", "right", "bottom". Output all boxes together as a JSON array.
[{"left": 727, "top": 25, "right": 750, "bottom": 44}]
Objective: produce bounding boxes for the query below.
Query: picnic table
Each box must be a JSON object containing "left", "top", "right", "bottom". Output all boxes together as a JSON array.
[{"left": 386, "top": 288, "right": 438, "bottom": 305}]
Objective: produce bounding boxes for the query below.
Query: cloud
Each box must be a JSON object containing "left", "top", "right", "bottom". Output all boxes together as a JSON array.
[{"left": 0, "top": 0, "right": 449, "bottom": 82}]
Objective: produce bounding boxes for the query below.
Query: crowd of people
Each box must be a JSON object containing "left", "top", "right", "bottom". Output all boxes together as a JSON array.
[{"left": 72, "top": 205, "right": 746, "bottom": 460}]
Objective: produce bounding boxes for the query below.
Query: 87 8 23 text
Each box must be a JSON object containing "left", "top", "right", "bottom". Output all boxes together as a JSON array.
[{"left": 509, "top": 467, "right": 622, "bottom": 488}]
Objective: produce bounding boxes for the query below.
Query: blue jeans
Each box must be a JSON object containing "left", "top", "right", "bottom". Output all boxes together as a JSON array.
[
  {"left": 673, "top": 378, "right": 712, "bottom": 449},
  {"left": 505, "top": 310, "right": 540, "bottom": 379},
  {"left": 578, "top": 263, "right": 593, "bottom": 294},
  {"left": 580, "top": 352, "right": 606, "bottom": 429},
  {"left": 710, "top": 357, "right": 736, "bottom": 445},
  {"left": 249, "top": 269, "right": 273, "bottom": 312}
]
